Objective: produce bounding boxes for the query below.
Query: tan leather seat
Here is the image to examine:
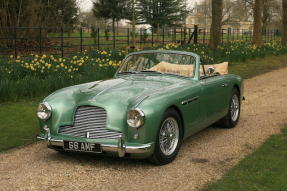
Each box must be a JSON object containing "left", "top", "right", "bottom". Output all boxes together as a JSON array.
[
  {"left": 150, "top": 61, "right": 194, "bottom": 77},
  {"left": 202, "top": 62, "right": 229, "bottom": 75},
  {"left": 150, "top": 61, "right": 229, "bottom": 77}
]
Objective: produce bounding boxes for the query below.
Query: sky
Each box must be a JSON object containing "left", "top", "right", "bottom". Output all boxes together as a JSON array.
[{"left": 76, "top": 0, "right": 203, "bottom": 13}]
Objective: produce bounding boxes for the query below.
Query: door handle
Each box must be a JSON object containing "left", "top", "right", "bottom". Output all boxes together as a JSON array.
[{"left": 221, "top": 83, "right": 228, "bottom": 87}]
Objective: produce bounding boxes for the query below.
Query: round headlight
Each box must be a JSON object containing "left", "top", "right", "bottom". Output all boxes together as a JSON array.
[
  {"left": 37, "top": 102, "right": 52, "bottom": 120},
  {"left": 127, "top": 108, "right": 145, "bottom": 128}
]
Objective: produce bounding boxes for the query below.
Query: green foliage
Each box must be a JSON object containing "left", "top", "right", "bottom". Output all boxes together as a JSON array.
[
  {"left": 203, "top": 126, "right": 287, "bottom": 191},
  {"left": 46, "top": 0, "right": 79, "bottom": 30},
  {"left": 137, "top": 0, "right": 187, "bottom": 29},
  {"left": 92, "top": 0, "right": 127, "bottom": 29},
  {"left": 0, "top": 50, "right": 125, "bottom": 102}
]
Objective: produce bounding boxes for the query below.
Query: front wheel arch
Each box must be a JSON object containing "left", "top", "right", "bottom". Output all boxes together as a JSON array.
[
  {"left": 149, "top": 108, "right": 183, "bottom": 165},
  {"left": 166, "top": 105, "right": 184, "bottom": 139}
]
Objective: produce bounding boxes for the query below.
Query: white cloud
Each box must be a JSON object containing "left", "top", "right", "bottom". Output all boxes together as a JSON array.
[{"left": 77, "top": 0, "right": 93, "bottom": 12}]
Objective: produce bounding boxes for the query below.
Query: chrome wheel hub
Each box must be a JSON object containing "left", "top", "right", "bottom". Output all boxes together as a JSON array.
[
  {"left": 230, "top": 94, "right": 240, "bottom": 122},
  {"left": 159, "top": 117, "right": 179, "bottom": 156}
]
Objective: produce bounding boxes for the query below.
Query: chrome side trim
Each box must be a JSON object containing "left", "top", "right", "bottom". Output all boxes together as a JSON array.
[{"left": 181, "top": 96, "right": 199, "bottom": 105}]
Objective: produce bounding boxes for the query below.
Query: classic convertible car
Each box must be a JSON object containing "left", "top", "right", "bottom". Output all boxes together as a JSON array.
[{"left": 37, "top": 50, "right": 243, "bottom": 165}]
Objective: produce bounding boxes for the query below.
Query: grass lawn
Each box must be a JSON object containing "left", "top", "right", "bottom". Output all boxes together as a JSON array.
[
  {"left": 203, "top": 126, "right": 287, "bottom": 191},
  {"left": 0, "top": 100, "right": 39, "bottom": 152},
  {"left": 0, "top": 54, "right": 287, "bottom": 152},
  {"left": 230, "top": 54, "right": 287, "bottom": 79}
]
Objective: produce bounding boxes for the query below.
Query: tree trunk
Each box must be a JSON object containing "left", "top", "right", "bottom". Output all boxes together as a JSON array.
[
  {"left": 283, "top": 0, "right": 287, "bottom": 44},
  {"left": 262, "top": 0, "right": 269, "bottom": 35},
  {"left": 252, "top": 0, "right": 263, "bottom": 46},
  {"left": 209, "top": 0, "right": 223, "bottom": 49},
  {"left": 131, "top": 0, "right": 136, "bottom": 47}
]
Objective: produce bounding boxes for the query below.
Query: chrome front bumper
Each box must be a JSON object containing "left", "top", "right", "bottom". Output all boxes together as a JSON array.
[{"left": 37, "top": 127, "right": 152, "bottom": 157}]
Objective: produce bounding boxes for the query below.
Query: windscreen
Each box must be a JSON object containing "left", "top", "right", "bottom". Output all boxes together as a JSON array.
[{"left": 118, "top": 52, "right": 196, "bottom": 78}]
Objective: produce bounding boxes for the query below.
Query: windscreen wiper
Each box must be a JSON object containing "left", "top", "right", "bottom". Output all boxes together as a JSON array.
[
  {"left": 140, "top": 70, "right": 163, "bottom": 74},
  {"left": 161, "top": 72, "right": 189, "bottom": 78},
  {"left": 117, "top": 71, "right": 138, "bottom": 75}
]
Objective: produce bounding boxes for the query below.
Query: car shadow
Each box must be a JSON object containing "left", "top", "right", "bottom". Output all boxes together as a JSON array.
[
  {"left": 47, "top": 147, "right": 153, "bottom": 167},
  {"left": 46, "top": 124, "right": 224, "bottom": 167}
]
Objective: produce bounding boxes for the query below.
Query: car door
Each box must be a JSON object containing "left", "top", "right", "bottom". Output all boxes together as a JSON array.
[
  {"left": 200, "top": 71, "right": 230, "bottom": 127},
  {"left": 179, "top": 81, "right": 203, "bottom": 137}
]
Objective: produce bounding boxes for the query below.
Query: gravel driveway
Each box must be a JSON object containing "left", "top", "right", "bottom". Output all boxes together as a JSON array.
[{"left": 1, "top": 67, "right": 287, "bottom": 191}]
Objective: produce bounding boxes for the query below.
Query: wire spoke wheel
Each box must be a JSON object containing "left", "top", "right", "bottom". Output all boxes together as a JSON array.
[
  {"left": 159, "top": 117, "right": 179, "bottom": 156},
  {"left": 230, "top": 94, "right": 240, "bottom": 122}
]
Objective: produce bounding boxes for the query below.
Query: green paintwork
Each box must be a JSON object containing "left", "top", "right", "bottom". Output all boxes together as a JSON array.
[{"left": 38, "top": 50, "right": 243, "bottom": 158}]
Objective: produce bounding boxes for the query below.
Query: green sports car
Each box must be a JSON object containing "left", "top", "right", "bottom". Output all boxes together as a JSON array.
[{"left": 37, "top": 50, "right": 244, "bottom": 165}]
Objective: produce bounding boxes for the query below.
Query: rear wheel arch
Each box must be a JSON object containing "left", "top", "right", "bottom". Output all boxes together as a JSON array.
[
  {"left": 218, "top": 87, "right": 241, "bottom": 128},
  {"left": 233, "top": 84, "right": 240, "bottom": 96}
]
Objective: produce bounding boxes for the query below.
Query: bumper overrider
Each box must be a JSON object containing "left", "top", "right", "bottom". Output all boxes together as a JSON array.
[{"left": 37, "top": 126, "right": 153, "bottom": 157}]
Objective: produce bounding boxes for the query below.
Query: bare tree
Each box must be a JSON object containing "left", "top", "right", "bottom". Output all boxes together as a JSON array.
[
  {"left": 262, "top": 0, "right": 281, "bottom": 32},
  {"left": 209, "top": 0, "right": 223, "bottom": 48},
  {"left": 0, "top": 0, "right": 79, "bottom": 48},
  {"left": 252, "top": 0, "right": 263, "bottom": 46},
  {"left": 221, "top": 0, "right": 234, "bottom": 25},
  {"left": 241, "top": 0, "right": 282, "bottom": 30},
  {"left": 194, "top": 0, "right": 253, "bottom": 30}
]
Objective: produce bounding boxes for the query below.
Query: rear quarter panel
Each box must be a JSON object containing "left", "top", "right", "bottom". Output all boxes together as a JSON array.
[
  {"left": 221, "top": 74, "right": 244, "bottom": 115},
  {"left": 224, "top": 74, "right": 244, "bottom": 98}
]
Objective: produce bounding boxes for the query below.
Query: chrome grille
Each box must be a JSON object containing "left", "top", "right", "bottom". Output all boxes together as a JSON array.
[{"left": 59, "top": 106, "right": 122, "bottom": 139}]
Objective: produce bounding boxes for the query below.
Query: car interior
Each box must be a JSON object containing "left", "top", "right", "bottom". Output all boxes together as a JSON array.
[{"left": 150, "top": 61, "right": 229, "bottom": 78}]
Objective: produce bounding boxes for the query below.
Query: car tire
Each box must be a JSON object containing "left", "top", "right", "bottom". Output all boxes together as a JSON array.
[
  {"left": 219, "top": 88, "right": 241, "bottom": 128},
  {"left": 149, "top": 109, "right": 183, "bottom": 165}
]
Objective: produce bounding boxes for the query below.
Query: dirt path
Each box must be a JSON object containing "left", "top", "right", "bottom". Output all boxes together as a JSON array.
[{"left": 1, "top": 68, "right": 287, "bottom": 191}]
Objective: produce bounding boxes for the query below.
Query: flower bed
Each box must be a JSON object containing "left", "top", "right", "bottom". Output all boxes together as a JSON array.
[{"left": 1, "top": 42, "right": 287, "bottom": 101}]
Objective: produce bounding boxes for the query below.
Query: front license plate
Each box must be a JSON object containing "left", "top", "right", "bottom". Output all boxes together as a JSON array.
[{"left": 63, "top": 141, "right": 102, "bottom": 153}]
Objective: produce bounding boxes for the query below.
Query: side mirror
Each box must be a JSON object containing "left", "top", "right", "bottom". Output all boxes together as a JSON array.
[{"left": 207, "top": 66, "right": 215, "bottom": 75}]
